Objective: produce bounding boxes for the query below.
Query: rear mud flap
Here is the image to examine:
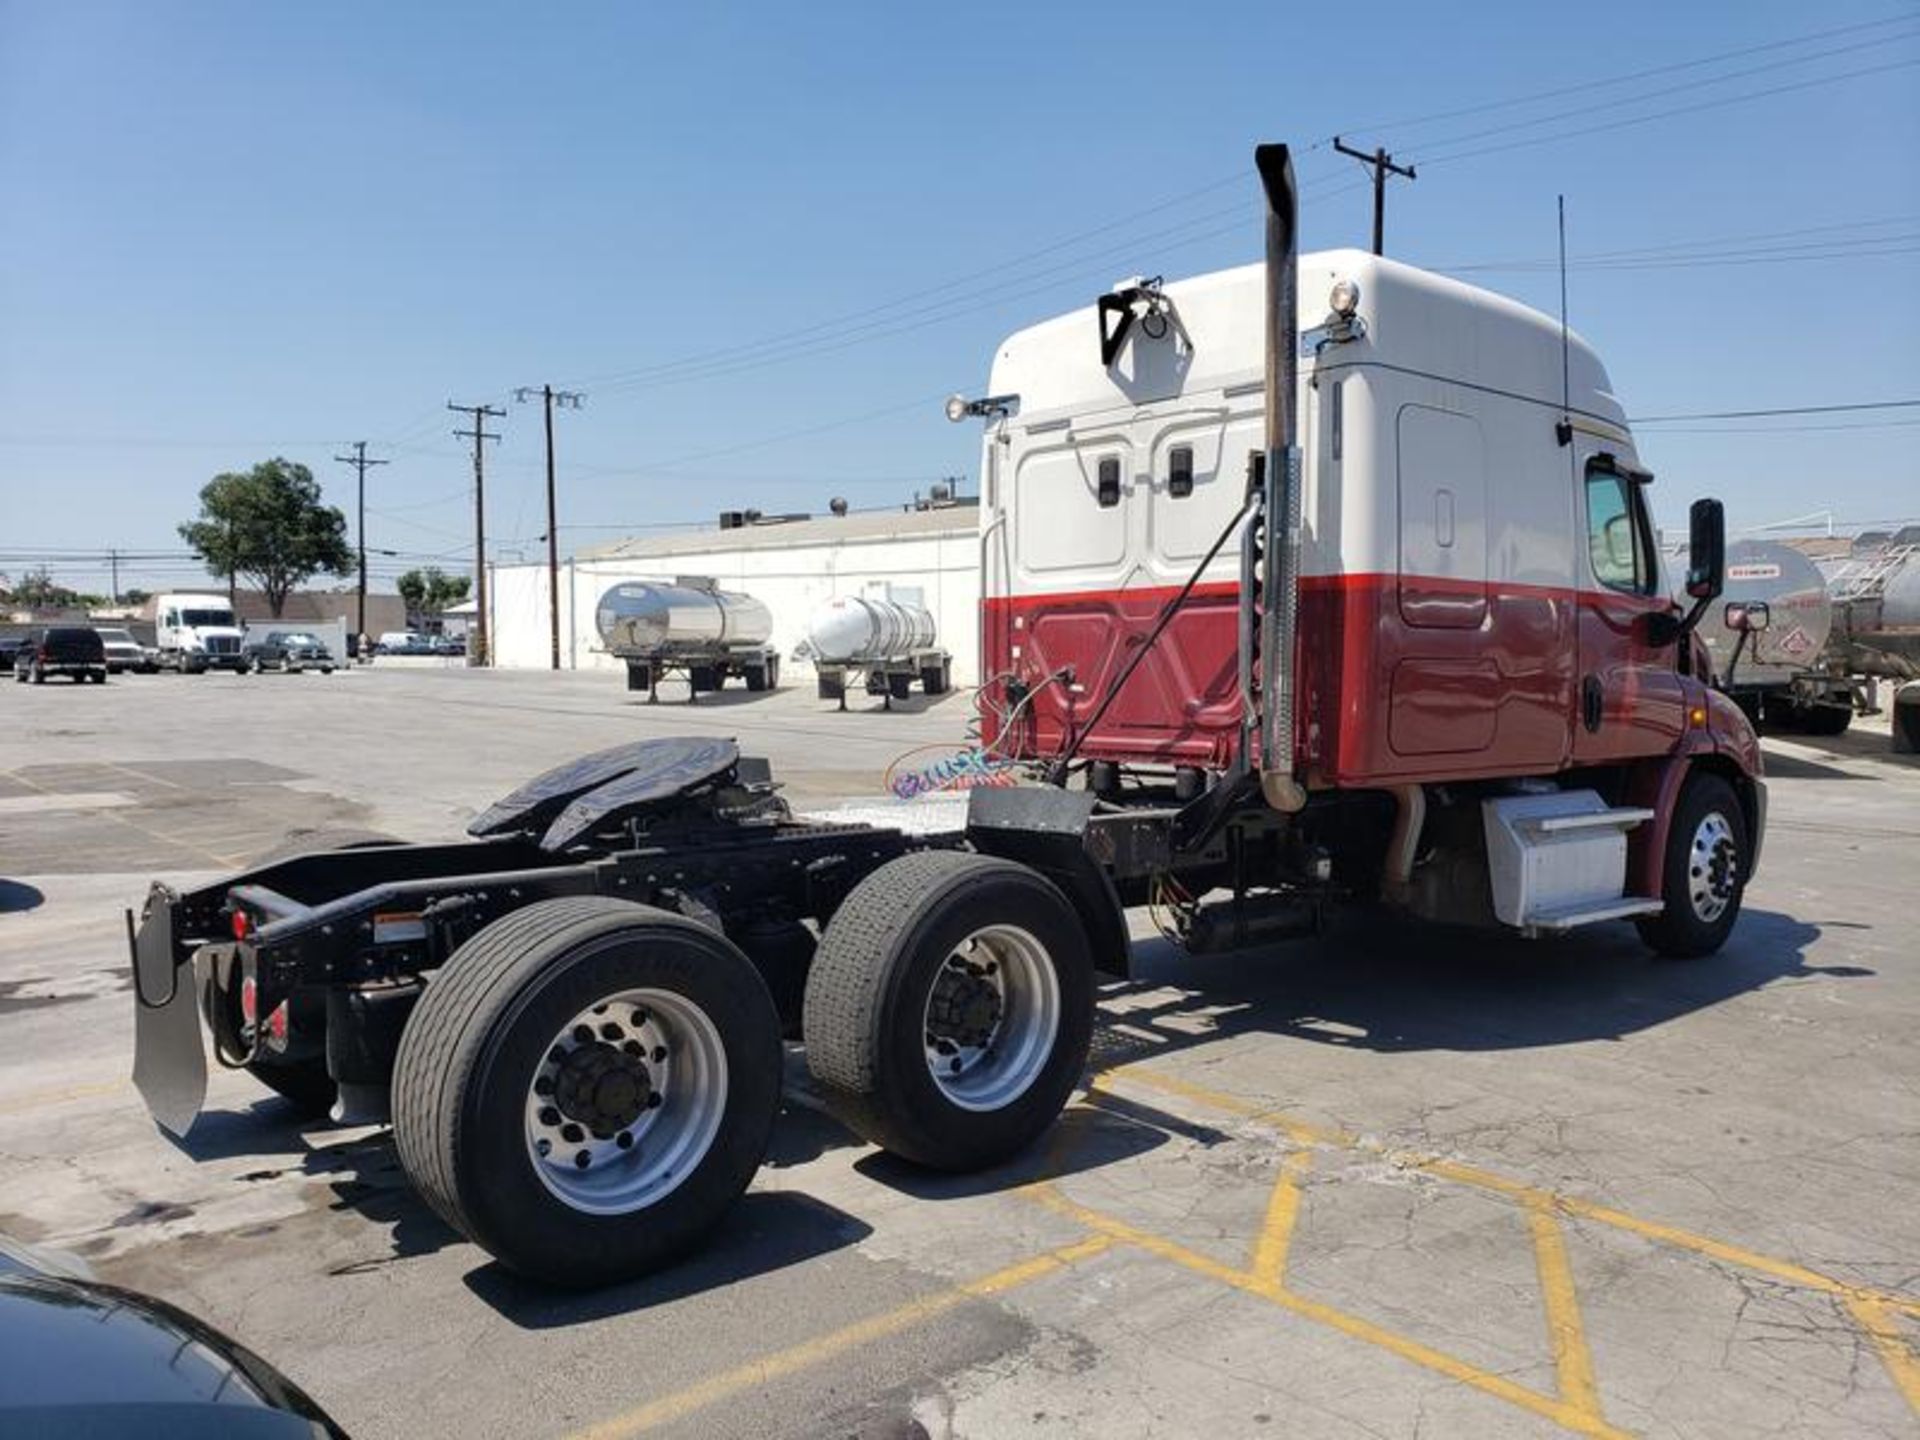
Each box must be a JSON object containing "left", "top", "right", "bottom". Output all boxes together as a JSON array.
[{"left": 129, "top": 887, "right": 208, "bottom": 1138}]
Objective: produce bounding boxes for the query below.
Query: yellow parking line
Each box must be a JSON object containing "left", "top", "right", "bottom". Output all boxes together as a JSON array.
[
  {"left": 569, "top": 1234, "right": 1113, "bottom": 1439},
  {"left": 1845, "top": 1297, "right": 1920, "bottom": 1413},
  {"left": 1247, "top": 1151, "right": 1311, "bottom": 1295},
  {"left": 1027, "top": 1179, "right": 1627, "bottom": 1439},
  {"left": 1527, "top": 1195, "right": 1604, "bottom": 1423},
  {"left": 0, "top": 1079, "right": 129, "bottom": 1117}
]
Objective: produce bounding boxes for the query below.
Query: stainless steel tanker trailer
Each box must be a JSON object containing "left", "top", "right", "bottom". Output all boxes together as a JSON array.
[
  {"left": 800, "top": 584, "right": 952, "bottom": 709},
  {"left": 125, "top": 142, "right": 1765, "bottom": 1290},
  {"left": 1697, "top": 540, "right": 1854, "bottom": 734},
  {"left": 595, "top": 578, "right": 780, "bottom": 702}
]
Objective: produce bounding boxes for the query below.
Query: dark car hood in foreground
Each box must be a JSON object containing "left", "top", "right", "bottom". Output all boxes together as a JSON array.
[{"left": 0, "top": 1242, "right": 346, "bottom": 1438}]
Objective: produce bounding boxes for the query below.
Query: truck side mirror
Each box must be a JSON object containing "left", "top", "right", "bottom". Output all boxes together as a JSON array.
[
  {"left": 1685, "top": 497, "right": 1725, "bottom": 601},
  {"left": 1725, "top": 600, "right": 1770, "bottom": 633}
]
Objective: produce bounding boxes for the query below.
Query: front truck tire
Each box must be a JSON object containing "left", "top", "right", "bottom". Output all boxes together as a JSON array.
[
  {"left": 803, "top": 851, "right": 1094, "bottom": 1171},
  {"left": 391, "top": 897, "right": 782, "bottom": 1287},
  {"left": 1635, "top": 773, "right": 1750, "bottom": 959}
]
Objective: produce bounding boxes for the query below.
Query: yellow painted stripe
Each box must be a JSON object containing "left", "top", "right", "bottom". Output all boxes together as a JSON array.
[
  {"left": 1247, "top": 1151, "right": 1311, "bottom": 1295},
  {"left": 569, "top": 1234, "right": 1112, "bottom": 1439},
  {"left": 1102, "top": 1064, "right": 1920, "bottom": 1320},
  {"left": 1845, "top": 1296, "right": 1920, "bottom": 1417},
  {"left": 1027, "top": 1180, "right": 1628, "bottom": 1439},
  {"left": 1526, "top": 1196, "right": 1604, "bottom": 1422},
  {"left": 0, "top": 1079, "right": 129, "bottom": 1117}
]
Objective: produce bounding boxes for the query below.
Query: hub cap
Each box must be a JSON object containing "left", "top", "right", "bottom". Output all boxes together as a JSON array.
[
  {"left": 921, "top": 924, "right": 1059, "bottom": 1112},
  {"left": 524, "top": 988, "right": 726, "bottom": 1215},
  {"left": 1687, "top": 810, "right": 1740, "bottom": 924}
]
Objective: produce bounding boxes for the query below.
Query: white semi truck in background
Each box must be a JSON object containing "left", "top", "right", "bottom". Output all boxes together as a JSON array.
[{"left": 152, "top": 592, "right": 249, "bottom": 673}]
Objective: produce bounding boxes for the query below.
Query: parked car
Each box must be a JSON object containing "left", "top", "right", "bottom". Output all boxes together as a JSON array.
[
  {"left": 12, "top": 627, "right": 107, "bottom": 684},
  {"left": 94, "top": 627, "right": 156, "bottom": 674},
  {"left": 0, "top": 1233, "right": 348, "bottom": 1438},
  {"left": 246, "top": 630, "right": 337, "bottom": 674},
  {"left": 374, "top": 630, "right": 434, "bottom": 656},
  {"left": 0, "top": 636, "right": 26, "bottom": 673}
]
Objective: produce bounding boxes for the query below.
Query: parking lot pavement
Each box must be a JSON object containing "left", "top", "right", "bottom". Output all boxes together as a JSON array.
[{"left": 2, "top": 667, "right": 1916, "bottom": 1438}]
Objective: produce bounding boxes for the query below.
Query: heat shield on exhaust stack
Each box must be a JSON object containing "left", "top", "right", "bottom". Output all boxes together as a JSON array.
[{"left": 1254, "top": 142, "right": 1307, "bottom": 813}]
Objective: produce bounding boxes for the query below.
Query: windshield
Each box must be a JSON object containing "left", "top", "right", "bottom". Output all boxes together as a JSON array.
[
  {"left": 180, "top": 608, "right": 236, "bottom": 627},
  {"left": 282, "top": 634, "right": 319, "bottom": 646},
  {"left": 97, "top": 629, "right": 135, "bottom": 644}
]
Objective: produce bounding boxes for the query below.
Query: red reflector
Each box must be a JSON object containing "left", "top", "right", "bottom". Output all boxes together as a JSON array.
[
  {"left": 230, "top": 909, "right": 251, "bottom": 941},
  {"left": 240, "top": 975, "right": 257, "bottom": 1025},
  {"left": 266, "top": 1001, "right": 289, "bottom": 1045}
]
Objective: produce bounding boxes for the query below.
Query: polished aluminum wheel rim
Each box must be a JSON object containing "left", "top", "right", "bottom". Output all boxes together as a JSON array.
[
  {"left": 921, "top": 924, "right": 1059, "bottom": 1112},
  {"left": 524, "top": 987, "right": 727, "bottom": 1215},
  {"left": 1687, "top": 810, "right": 1739, "bottom": 924}
]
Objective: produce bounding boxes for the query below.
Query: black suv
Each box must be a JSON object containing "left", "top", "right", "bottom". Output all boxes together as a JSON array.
[{"left": 13, "top": 627, "right": 108, "bottom": 685}]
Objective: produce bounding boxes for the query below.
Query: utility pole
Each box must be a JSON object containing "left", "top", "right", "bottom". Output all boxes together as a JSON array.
[
  {"left": 448, "top": 402, "right": 505, "bottom": 666},
  {"left": 334, "top": 440, "right": 389, "bottom": 644},
  {"left": 1333, "top": 136, "right": 1416, "bottom": 255},
  {"left": 108, "top": 548, "right": 119, "bottom": 605},
  {"left": 514, "top": 385, "right": 584, "bottom": 670}
]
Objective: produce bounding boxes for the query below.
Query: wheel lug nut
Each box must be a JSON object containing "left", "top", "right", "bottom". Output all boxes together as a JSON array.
[
  {"left": 539, "top": 1106, "right": 560, "bottom": 1126},
  {"left": 548, "top": 1046, "right": 566, "bottom": 1064},
  {"left": 950, "top": 1058, "right": 962, "bottom": 1073},
  {"left": 651, "top": 1045, "right": 667, "bottom": 1062},
  {"left": 574, "top": 1151, "right": 591, "bottom": 1169},
  {"left": 623, "top": 1041, "right": 642, "bottom": 1057},
  {"left": 561, "top": 1123, "right": 584, "bottom": 1143},
  {"left": 600, "top": 1022, "right": 622, "bottom": 1041},
  {"left": 591, "top": 1004, "right": 607, "bottom": 1015},
  {"left": 573, "top": 1025, "right": 593, "bottom": 1043},
  {"left": 646, "top": 1093, "right": 662, "bottom": 1109},
  {"left": 616, "top": 1132, "right": 634, "bottom": 1149},
  {"left": 534, "top": 1075, "right": 554, "bottom": 1096},
  {"left": 535, "top": 1138, "right": 551, "bottom": 1157}
]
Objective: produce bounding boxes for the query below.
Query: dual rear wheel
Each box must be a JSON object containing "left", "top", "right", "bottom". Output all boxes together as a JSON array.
[{"left": 388, "top": 852, "right": 1092, "bottom": 1286}]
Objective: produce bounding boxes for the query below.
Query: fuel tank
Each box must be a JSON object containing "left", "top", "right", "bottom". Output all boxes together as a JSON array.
[
  {"left": 1696, "top": 541, "right": 1832, "bottom": 686},
  {"left": 595, "top": 580, "right": 773, "bottom": 655},
  {"left": 805, "top": 593, "right": 938, "bottom": 664}
]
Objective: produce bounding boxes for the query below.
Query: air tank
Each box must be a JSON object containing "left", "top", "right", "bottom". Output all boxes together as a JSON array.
[
  {"left": 595, "top": 580, "right": 773, "bottom": 656},
  {"left": 804, "top": 592, "right": 938, "bottom": 664},
  {"left": 1695, "top": 541, "right": 1832, "bottom": 687}
]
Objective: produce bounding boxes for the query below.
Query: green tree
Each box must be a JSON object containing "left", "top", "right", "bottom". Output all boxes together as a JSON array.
[
  {"left": 123, "top": 587, "right": 152, "bottom": 606},
  {"left": 11, "top": 567, "right": 78, "bottom": 609},
  {"left": 396, "top": 567, "right": 472, "bottom": 625},
  {"left": 178, "top": 458, "right": 352, "bottom": 617}
]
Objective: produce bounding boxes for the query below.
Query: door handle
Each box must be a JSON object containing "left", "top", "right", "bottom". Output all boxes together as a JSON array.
[{"left": 1581, "top": 674, "right": 1604, "bottom": 733}]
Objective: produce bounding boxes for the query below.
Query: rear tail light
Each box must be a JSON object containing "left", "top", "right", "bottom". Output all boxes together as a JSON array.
[
  {"left": 265, "top": 1001, "right": 290, "bottom": 1046},
  {"left": 230, "top": 909, "right": 251, "bottom": 941},
  {"left": 240, "top": 974, "right": 258, "bottom": 1025}
]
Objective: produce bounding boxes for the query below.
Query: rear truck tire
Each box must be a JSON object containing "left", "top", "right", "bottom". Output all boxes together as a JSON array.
[
  {"left": 803, "top": 851, "right": 1094, "bottom": 1171},
  {"left": 391, "top": 896, "right": 782, "bottom": 1286},
  {"left": 241, "top": 829, "right": 403, "bottom": 1115},
  {"left": 888, "top": 672, "right": 913, "bottom": 703},
  {"left": 688, "top": 664, "right": 718, "bottom": 694},
  {"left": 744, "top": 663, "right": 770, "bottom": 692},
  {"left": 1635, "top": 773, "right": 1749, "bottom": 959},
  {"left": 320, "top": 665, "right": 334, "bottom": 675}
]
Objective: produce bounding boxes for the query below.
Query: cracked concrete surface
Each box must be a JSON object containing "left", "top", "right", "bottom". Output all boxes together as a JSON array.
[{"left": 1, "top": 668, "right": 1916, "bottom": 1438}]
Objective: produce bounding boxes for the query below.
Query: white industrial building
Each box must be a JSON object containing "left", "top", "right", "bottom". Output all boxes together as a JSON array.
[{"left": 487, "top": 502, "right": 982, "bottom": 683}]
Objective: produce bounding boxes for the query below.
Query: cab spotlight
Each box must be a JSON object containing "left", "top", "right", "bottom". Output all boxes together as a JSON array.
[
  {"left": 1329, "top": 278, "right": 1361, "bottom": 318},
  {"left": 944, "top": 393, "right": 1018, "bottom": 423}
]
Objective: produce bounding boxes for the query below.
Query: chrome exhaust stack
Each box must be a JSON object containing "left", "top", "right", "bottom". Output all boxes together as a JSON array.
[{"left": 1252, "top": 142, "right": 1308, "bottom": 812}]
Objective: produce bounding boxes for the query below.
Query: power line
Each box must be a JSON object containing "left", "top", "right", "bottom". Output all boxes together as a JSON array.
[
  {"left": 1332, "top": 137, "right": 1416, "bottom": 254},
  {"left": 1414, "top": 54, "right": 1920, "bottom": 168},
  {"left": 1630, "top": 399, "right": 1920, "bottom": 422}
]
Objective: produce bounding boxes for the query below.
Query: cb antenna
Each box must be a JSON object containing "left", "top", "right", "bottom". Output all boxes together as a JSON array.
[{"left": 1556, "top": 193, "right": 1573, "bottom": 449}]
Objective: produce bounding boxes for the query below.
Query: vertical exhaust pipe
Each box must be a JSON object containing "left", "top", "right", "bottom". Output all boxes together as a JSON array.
[{"left": 1254, "top": 143, "right": 1308, "bottom": 812}]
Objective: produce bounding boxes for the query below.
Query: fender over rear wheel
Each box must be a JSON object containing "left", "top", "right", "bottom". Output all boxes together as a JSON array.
[
  {"left": 803, "top": 850, "right": 1094, "bottom": 1171},
  {"left": 391, "top": 897, "right": 782, "bottom": 1286}
]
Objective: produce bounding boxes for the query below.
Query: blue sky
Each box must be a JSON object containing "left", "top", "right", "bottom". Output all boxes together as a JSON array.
[{"left": 3, "top": 0, "right": 1916, "bottom": 596}]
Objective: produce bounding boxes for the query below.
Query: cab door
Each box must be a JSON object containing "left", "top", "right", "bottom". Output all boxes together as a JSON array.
[{"left": 1571, "top": 453, "right": 1686, "bottom": 763}]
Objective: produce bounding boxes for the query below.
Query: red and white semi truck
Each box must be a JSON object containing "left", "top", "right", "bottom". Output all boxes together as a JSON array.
[{"left": 128, "top": 145, "right": 1762, "bottom": 1286}]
